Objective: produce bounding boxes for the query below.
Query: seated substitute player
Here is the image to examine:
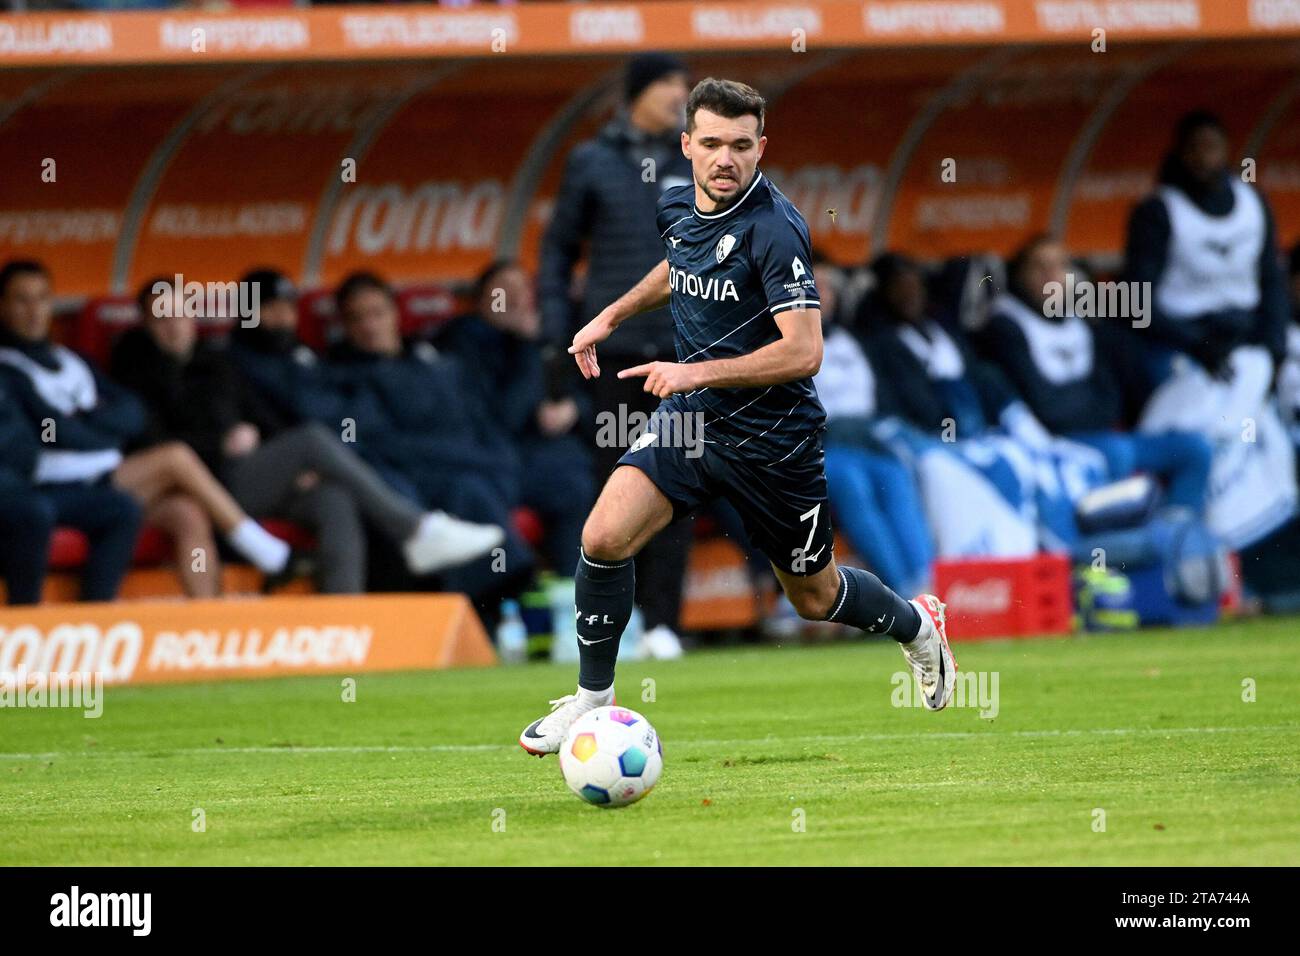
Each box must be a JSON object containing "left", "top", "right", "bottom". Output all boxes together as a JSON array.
[{"left": 520, "top": 78, "right": 957, "bottom": 755}]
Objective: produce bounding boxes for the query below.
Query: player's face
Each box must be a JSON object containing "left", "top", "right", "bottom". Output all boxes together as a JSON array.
[
  {"left": 1180, "top": 125, "right": 1228, "bottom": 184},
  {"left": 886, "top": 269, "right": 927, "bottom": 326},
  {"left": 341, "top": 287, "right": 402, "bottom": 357},
  {"left": 480, "top": 266, "right": 539, "bottom": 339},
  {"left": 145, "top": 300, "right": 197, "bottom": 359},
  {"left": 682, "top": 108, "right": 766, "bottom": 212},
  {"left": 635, "top": 73, "right": 689, "bottom": 134},
  {"left": 0, "top": 271, "right": 54, "bottom": 342},
  {"left": 1020, "top": 241, "right": 1070, "bottom": 310},
  {"left": 257, "top": 297, "right": 298, "bottom": 332}
]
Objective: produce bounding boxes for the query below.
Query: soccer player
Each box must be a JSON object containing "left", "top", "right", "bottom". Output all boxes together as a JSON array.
[{"left": 520, "top": 79, "right": 956, "bottom": 755}]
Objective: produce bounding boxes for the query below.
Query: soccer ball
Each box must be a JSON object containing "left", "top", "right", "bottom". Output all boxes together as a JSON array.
[{"left": 559, "top": 706, "right": 662, "bottom": 808}]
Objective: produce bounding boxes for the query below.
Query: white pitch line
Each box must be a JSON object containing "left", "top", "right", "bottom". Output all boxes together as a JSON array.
[{"left": 0, "top": 724, "right": 1294, "bottom": 762}]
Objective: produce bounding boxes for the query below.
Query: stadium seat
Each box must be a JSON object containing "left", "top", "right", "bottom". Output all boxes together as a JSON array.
[
  {"left": 511, "top": 506, "right": 545, "bottom": 549},
  {"left": 261, "top": 520, "right": 317, "bottom": 552},
  {"left": 395, "top": 284, "right": 462, "bottom": 338},
  {"left": 296, "top": 289, "right": 338, "bottom": 352},
  {"left": 297, "top": 284, "right": 465, "bottom": 348},
  {"left": 48, "top": 521, "right": 317, "bottom": 572},
  {"left": 74, "top": 296, "right": 138, "bottom": 367},
  {"left": 47, "top": 527, "right": 89, "bottom": 571},
  {"left": 75, "top": 292, "right": 240, "bottom": 367}
]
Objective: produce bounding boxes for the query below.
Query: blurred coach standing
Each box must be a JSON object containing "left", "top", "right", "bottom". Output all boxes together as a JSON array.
[{"left": 538, "top": 53, "right": 693, "bottom": 659}]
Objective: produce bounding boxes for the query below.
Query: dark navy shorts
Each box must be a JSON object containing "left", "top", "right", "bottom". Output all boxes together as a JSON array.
[{"left": 616, "top": 420, "right": 834, "bottom": 577}]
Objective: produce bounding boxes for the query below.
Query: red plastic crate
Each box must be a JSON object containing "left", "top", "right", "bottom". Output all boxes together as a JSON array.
[{"left": 933, "top": 554, "right": 1074, "bottom": 640}]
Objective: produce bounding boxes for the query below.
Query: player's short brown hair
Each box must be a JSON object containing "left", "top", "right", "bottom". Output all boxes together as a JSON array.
[{"left": 686, "top": 78, "right": 765, "bottom": 139}]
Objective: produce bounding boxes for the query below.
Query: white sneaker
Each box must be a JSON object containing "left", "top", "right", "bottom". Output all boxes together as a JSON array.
[
  {"left": 899, "top": 594, "right": 957, "bottom": 711},
  {"left": 519, "top": 688, "right": 614, "bottom": 756},
  {"left": 640, "top": 624, "right": 685, "bottom": 660},
  {"left": 402, "top": 511, "right": 505, "bottom": 575}
]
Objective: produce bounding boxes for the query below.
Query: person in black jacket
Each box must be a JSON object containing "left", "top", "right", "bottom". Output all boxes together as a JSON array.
[
  {"left": 436, "top": 260, "right": 594, "bottom": 570},
  {"left": 985, "top": 236, "right": 1212, "bottom": 513},
  {"left": 114, "top": 275, "right": 504, "bottom": 594},
  {"left": 0, "top": 375, "right": 141, "bottom": 604},
  {"left": 0, "top": 259, "right": 293, "bottom": 599},
  {"left": 1124, "top": 110, "right": 1289, "bottom": 382},
  {"left": 537, "top": 53, "right": 692, "bottom": 657},
  {"left": 330, "top": 271, "right": 536, "bottom": 621},
  {"left": 856, "top": 253, "right": 1017, "bottom": 441}
]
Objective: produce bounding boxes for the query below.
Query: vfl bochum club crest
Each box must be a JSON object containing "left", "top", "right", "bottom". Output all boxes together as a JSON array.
[{"left": 716, "top": 234, "right": 736, "bottom": 263}]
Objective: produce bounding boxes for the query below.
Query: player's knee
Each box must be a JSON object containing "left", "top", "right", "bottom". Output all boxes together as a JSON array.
[
  {"left": 160, "top": 440, "right": 202, "bottom": 475},
  {"left": 299, "top": 421, "right": 340, "bottom": 457},
  {"left": 786, "top": 579, "right": 840, "bottom": 621},
  {"left": 580, "top": 516, "right": 634, "bottom": 563}
]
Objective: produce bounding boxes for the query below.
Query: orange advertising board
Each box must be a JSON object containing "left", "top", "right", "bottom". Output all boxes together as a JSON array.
[
  {"left": 2, "top": 37, "right": 1299, "bottom": 297},
  {"left": 680, "top": 538, "right": 758, "bottom": 631},
  {"left": 0, "top": 593, "right": 495, "bottom": 685},
  {"left": 2, "top": 2, "right": 1300, "bottom": 67}
]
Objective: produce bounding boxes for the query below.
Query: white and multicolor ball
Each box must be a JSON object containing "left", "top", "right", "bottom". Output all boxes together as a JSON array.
[{"left": 558, "top": 706, "right": 662, "bottom": 808}]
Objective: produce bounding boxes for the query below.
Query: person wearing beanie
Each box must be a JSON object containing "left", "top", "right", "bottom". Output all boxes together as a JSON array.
[{"left": 537, "top": 52, "right": 693, "bottom": 660}]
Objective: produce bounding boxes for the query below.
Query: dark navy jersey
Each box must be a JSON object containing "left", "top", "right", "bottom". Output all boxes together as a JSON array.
[{"left": 654, "top": 170, "right": 826, "bottom": 464}]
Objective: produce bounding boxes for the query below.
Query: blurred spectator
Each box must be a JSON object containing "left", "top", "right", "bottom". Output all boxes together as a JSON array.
[
  {"left": 329, "top": 271, "right": 536, "bottom": 622},
  {"left": 111, "top": 275, "right": 503, "bottom": 594},
  {"left": 856, "top": 253, "right": 1017, "bottom": 441},
  {"left": 813, "top": 256, "right": 932, "bottom": 596},
  {"left": 436, "top": 260, "right": 594, "bottom": 570},
  {"left": 227, "top": 271, "right": 356, "bottom": 432},
  {"left": 0, "top": 259, "right": 295, "bottom": 597},
  {"left": 1279, "top": 242, "right": 1300, "bottom": 447},
  {"left": 1124, "top": 112, "right": 1296, "bottom": 549},
  {"left": 1124, "top": 110, "right": 1289, "bottom": 382},
  {"left": 854, "top": 253, "right": 1116, "bottom": 555},
  {"left": 985, "top": 235, "right": 1211, "bottom": 515},
  {"left": 0, "top": 375, "right": 141, "bottom": 604},
  {"left": 539, "top": 52, "right": 692, "bottom": 656}
]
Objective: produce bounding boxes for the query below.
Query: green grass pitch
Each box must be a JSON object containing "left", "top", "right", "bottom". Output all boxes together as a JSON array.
[{"left": 2, "top": 617, "right": 1298, "bottom": 866}]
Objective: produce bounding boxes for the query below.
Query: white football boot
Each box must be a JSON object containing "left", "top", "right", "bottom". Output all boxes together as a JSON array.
[
  {"left": 519, "top": 688, "right": 614, "bottom": 757},
  {"left": 899, "top": 594, "right": 957, "bottom": 711}
]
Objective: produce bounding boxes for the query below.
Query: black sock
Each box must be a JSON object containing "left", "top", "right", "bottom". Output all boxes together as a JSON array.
[
  {"left": 823, "top": 565, "right": 922, "bottom": 642},
  {"left": 575, "top": 548, "right": 636, "bottom": 690}
]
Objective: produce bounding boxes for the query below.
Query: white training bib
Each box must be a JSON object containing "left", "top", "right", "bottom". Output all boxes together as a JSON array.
[
  {"left": 994, "top": 292, "right": 1094, "bottom": 385},
  {"left": 0, "top": 344, "right": 100, "bottom": 415},
  {"left": 1155, "top": 179, "right": 1264, "bottom": 320},
  {"left": 0, "top": 345, "right": 123, "bottom": 483}
]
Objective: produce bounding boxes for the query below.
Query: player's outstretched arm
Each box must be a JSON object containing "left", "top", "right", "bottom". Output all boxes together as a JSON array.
[
  {"left": 618, "top": 305, "right": 822, "bottom": 398},
  {"left": 568, "top": 260, "right": 670, "bottom": 379}
]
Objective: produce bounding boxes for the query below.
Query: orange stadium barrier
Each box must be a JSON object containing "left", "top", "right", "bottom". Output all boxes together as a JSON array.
[
  {"left": 1, "top": 2, "right": 1299, "bottom": 66},
  {"left": 680, "top": 538, "right": 759, "bottom": 631},
  {"left": 0, "top": 593, "right": 496, "bottom": 685},
  {"left": 2, "top": 31, "right": 1300, "bottom": 296}
]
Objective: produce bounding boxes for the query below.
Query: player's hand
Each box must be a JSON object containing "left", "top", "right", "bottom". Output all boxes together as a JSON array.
[
  {"left": 617, "top": 361, "right": 699, "bottom": 399},
  {"left": 222, "top": 422, "right": 260, "bottom": 458},
  {"left": 568, "top": 309, "right": 617, "bottom": 379}
]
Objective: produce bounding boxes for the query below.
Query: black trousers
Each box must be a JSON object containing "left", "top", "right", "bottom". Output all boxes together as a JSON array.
[
  {"left": 589, "top": 365, "right": 692, "bottom": 632},
  {"left": 2, "top": 478, "right": 142, "bottom": 604}
]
